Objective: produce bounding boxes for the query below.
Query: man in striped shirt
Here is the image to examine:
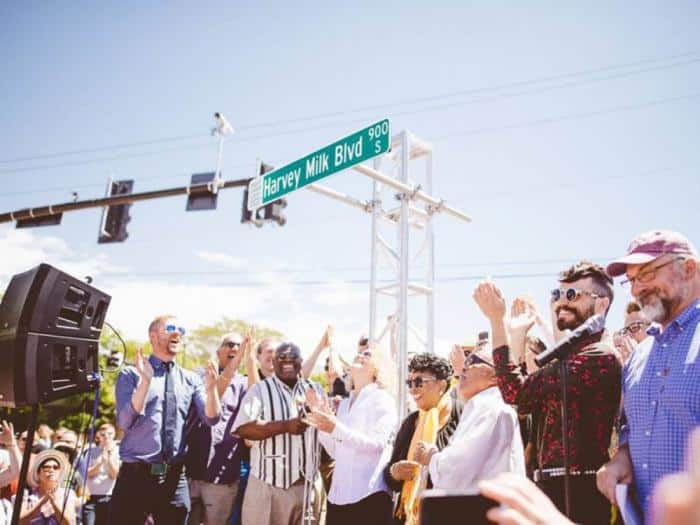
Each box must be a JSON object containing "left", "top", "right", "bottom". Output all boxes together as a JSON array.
[{"left": 233, "top": 342, "right": 322, "bottom": 525}]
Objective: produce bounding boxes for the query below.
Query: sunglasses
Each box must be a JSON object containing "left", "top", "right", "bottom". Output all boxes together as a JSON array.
[
  {"left": 165, "top": 324, "right": 186, "bottom": 336},
  {"left": 40, "top": 463, "right": 60, "bottom": 472},
  {"left": 405, "top": 377, "right": 437, "bottom": 389},
  {"left": 466, "top": 353, "right": 494, "bottom": 368},
  {"left": 622, "top": 321, "right": 649, "bottom": 336},
  {"left": 223, "top": 341, "right": 241, "bottom": 349},
  {"left": 550, "top": 287, "right": 601, "bottom": 303}
]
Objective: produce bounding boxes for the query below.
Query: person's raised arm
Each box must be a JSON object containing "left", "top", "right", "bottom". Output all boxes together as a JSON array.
[
  {"left": 115, "top": 348, "right": 152, "bottom": 431},
  {"left": 240, "top": 326, "right": 261, "bottom": 389},
  {"left": 0, "top": 421, "right": 20, "bottom": 487},
  {"left": 302, "top": 325, "right": 333, "bottom": 379},
  {"left": 507, "top": 297, "right": 536, "bottom": 366},
  {"left": 473, "top": 281, "right": 508, "bottom": 350},
  {"left": 203, "top": 361, "right": 221, "bottom": 419}
]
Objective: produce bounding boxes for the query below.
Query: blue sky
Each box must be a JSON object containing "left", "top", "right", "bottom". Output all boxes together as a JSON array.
[{"left": 1, "top": 2, "right": 699, "bottom": 360}]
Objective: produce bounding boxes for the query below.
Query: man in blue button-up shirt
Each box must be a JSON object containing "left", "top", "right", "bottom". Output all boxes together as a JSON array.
[
  {"left": 598, "top": 230, "right": 700, "bottom": 520},
  {"left": 110, "top": 315, "right": 221, "bottom": 525}
]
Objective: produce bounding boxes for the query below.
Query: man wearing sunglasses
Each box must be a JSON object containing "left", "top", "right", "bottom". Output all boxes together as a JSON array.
[
  {"left": 112, "top": 315, "right": 221, "bottom": 525},
  {"left": 185, "top": 332, "right": 249, "bottom": 525},
  {"left": 233, "top": 342, "right": 324, "bottom": 525},
  {"left": 598, "top": 230, "right": 700, "bottom": 521},
  {"left": 474, "top": 261, "right": 621, "bottom": 525},
  {"left": 613, "top": 302, "right": 651, "bottom": 364}
]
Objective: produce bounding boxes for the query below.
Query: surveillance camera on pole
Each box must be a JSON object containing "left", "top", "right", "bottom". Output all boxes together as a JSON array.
[{"left": 211, "top": 112, "right": 234, "bottom": 195}]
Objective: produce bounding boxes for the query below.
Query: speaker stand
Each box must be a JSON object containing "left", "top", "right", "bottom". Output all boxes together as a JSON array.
[{"left": 11, "top": 404, "right": 38, "bottom": 525}]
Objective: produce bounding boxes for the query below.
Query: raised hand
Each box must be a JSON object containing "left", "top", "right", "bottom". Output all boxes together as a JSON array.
[
  {"left": 0, "top": 420, "right": 15, "bottom": 447},
  {"left": 449, "top": 344, "right": 466, "bottom": 377},
  {"left": 508, "top": 297, "right": 537, "bottom": 363},
  {"left": 318, "top": 325, "right": 334, "bottom": 350},
  {"left": 473, "top": 281, "right": 507, "bottom": 322},
  {"left": 134, "top": 348, "right": 153, "bottom": 383},
  {"left": 204, "top": 361, "right": 219, "bottom": 391}
]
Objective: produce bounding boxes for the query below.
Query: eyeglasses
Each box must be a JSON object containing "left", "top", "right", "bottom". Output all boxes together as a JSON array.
[
  {"left": 620, "top": 257, "right": 685, "bottom": 287},
  {"left": 405, "top": 377, "right": 437, "bottom": 389},
  {"left": 550, "top": 287, "right": 601, "bottom": 303},
  {"left": 223, "top": 341, "right": 241, "bottom": 349},
  {"left": 622, "top": 321, "right": 649, "bottom": 336},
  {"left": 358, "top": 350, "right": 372, "bottom": 359},
  {"left": 40, "top": 463, "right": 60, "bottom": 472},
  {"left": 165, "top": 324, "right": 186, "bottom": 336},
  {"left": 466, "top": 353, "right": 494, "bottom": 368}
]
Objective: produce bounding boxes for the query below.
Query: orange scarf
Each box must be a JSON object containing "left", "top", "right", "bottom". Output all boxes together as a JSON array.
[{"left": 397, "top": 392, "right": 452, "bottom": 525}]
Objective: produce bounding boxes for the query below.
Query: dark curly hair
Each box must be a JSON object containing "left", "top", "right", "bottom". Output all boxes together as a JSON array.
[
  {"left": 408, "top": 353, "right": 452, "bottom": 392},
  {"left": 559, "top": 260, "right": 614, "bottom": 311}
]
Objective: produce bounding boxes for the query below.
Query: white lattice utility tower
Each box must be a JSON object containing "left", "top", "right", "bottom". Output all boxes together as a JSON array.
[{"left": 306, "top": 130, "right": 471, "bottom": 416}]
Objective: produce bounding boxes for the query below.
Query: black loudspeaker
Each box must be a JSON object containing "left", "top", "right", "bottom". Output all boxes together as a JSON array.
[{"left": 0, "top": 264, "right": 111, "bottom": 407}]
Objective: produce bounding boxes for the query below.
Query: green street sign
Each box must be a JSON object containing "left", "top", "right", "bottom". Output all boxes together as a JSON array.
[{"left": 247, "top": 119, "right": 390, "bottom": 210}]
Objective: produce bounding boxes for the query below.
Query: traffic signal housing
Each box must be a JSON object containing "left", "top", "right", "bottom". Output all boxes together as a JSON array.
[
  {"left": 241, "top": 160, "right": 286, "bottom": 227},
  {"left": 98, "top": 180, "right": 134, "bottom": 243},
  {"left": 263, "top": 198, "right": 287, "bottom": 226}
]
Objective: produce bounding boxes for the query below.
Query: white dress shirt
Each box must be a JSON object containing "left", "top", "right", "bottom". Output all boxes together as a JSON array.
[
  {"left": 319, "top": 382, "right": 397, "bottom": 505},
  {"left": 428, "top": 386, "right": 525, "bottom": 491}
]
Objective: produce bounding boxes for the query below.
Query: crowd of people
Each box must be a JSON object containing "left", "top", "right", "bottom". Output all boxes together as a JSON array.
[{"left": 0, "top": 228, "right": 699, "bottom": 525}]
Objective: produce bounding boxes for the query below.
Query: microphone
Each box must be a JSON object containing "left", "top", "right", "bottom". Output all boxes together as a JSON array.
[{"left": 534, "top": 314, "right": 605, "bottom": 367}]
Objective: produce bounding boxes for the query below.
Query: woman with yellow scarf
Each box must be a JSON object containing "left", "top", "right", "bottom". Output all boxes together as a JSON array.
[{"left": 383, "top": 353, "right": 460, "bottom": 525}]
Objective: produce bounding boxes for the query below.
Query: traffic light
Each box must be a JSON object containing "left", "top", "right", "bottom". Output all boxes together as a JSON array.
[
  {"left": 98, "top": 180, "right": 133, "bottom": 243},
  {"left": 16, "top": 213, "right": 63, "bottom": 228},
  {"left": 240, "top": 188, "right": 263, "bottom": 227},
  {"left": 241, "top": 160, "right": 282, "bottom": 227},
  {"left": 263, "top": 198, "right": 287, "bottom": 226}
]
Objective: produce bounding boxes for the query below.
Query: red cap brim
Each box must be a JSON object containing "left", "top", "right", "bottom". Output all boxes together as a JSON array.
[{"left": 606, "top": 252, "right": 660, "bottom": 277}]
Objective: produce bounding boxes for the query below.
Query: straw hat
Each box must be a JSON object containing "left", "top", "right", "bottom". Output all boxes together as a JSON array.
[{"left": 29, "top": 449, "right": 70, "bottom": 488}]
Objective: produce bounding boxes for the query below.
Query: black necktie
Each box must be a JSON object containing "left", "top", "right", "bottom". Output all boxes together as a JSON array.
[{"left": 161, "top": 361, "right": 177, "bottom": 462}]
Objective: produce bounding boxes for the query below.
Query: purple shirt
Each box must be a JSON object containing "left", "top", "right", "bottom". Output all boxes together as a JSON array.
[
  {"left": 115, "top": 355, "right": 219, "bottom": 464},
  {"left": 185, "top": 371, "right": 248, "bottom": 484}
]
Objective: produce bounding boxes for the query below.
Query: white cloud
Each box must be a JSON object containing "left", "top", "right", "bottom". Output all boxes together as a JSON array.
[
  {"left": 0, "top": 227, "right": 443, "bottom": 374},
  {"left": 0, "top": 227, "right": 126, "bottom": 289}
]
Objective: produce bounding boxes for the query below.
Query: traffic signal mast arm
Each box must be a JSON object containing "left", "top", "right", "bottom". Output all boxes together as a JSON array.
[{"left": 0, "top": 177, "right": 252, "bottom": 225}]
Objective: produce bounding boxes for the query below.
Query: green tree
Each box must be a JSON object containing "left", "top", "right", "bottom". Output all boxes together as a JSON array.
[{"left": 183, "top": 317, "right": 283, "bottom": 370}]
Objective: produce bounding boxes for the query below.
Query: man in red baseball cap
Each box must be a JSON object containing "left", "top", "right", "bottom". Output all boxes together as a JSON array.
[{"left": 597, "top": 230, "right": 700, "bottom": 521}]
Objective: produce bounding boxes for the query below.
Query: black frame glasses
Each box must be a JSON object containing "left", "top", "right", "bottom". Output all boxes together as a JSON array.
[
  {"left": 620, "top": 257, "right": 685, "bottom": 287},
  {"left": 405, "top": 376, "right": 437, "bottom": 389},
  {"left": 622, "top": 321, "right": 649, "bottom": 336},
  {"left": 466, "top": 353, "right": 494, "bottom": 368},
  {"left": 550, "top": 287, "right": 601, "bottom": 303}
]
